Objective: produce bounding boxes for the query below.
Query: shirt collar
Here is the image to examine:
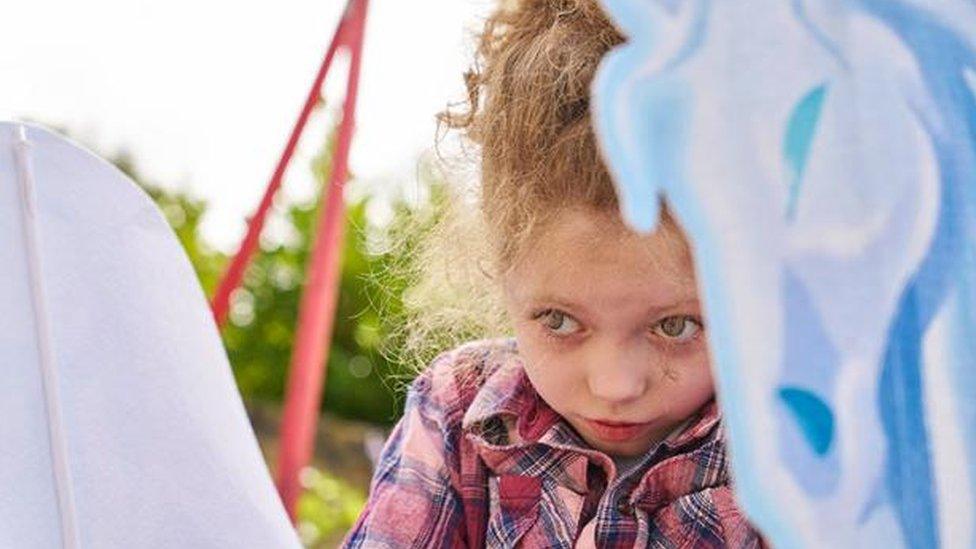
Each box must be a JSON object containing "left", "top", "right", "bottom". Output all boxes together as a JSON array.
[
  {"left": 461, "top": 348, "right": 721, "bottom": 453},
  {"left": 660, "top": 400, "right": 721, "bottom": 451},
  {"left": 461, "top": 352, "right": 561, "bottom": 439},
  {"left": 460, "top": 347, "right": 726, "bottom": 499}
]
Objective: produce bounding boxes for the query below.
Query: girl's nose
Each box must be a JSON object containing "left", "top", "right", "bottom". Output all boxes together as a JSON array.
[{"left": 585, "top": 343, "right": 649, "bottom": 405}]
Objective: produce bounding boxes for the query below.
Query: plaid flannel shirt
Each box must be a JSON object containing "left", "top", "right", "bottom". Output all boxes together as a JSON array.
[{"left": 343, "top": 339, "right": 764, "bottom": 548}]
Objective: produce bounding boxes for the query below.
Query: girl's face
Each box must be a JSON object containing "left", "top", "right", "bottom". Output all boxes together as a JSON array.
[{"left": 502, "top": 207, "right": 714, "bottom": 458}]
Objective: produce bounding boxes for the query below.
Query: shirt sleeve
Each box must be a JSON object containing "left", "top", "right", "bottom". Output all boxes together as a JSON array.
[{"left": 341, "top": 369, "right": 467, "bottom": 549}]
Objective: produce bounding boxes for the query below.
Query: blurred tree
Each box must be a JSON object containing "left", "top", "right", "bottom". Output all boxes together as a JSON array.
[
  {"left": 217, "top": 131, "right": 417, "bottom": 424},
  {"left": 296, "top": 467, "right": 367, "bottom": 547},
  {"left": 107, "top": 127, "right": 427, "bottom": 425}
]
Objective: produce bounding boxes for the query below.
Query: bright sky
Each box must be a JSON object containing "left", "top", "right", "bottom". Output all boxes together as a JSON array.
[{"left": 2, "top": 0, "right": 491, "bottom": 250}]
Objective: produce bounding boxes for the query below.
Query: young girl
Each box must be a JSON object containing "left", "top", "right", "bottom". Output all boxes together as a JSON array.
[{"left": 344, "top": 0, "right": 763, "bottom": 546}]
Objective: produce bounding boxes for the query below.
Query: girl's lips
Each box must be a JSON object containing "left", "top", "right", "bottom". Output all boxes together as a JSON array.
[{"left": 582, "top": 418, "right": 653, "bottom": 442}]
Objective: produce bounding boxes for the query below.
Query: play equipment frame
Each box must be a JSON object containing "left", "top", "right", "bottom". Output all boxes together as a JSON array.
[{"left": 210, "top": 0, "right": 369, "bottom": 520}]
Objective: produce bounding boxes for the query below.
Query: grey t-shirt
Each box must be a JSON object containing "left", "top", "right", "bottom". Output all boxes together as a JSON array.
[{"left": 611, "top": 417, "right": 693, "bottom": 480}]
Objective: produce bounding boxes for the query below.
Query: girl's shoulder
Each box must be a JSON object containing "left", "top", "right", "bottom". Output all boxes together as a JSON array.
[
  {"left": 344, "top": 339, "right": 519, "bottom": 547},
  {"left": 410, "top": 337, "right": 520, "bottom": 410},
  {"left": 391, "top": 337, "right": 521, "bottom": 476},
  {"left": 407, "top": 337, "right": 544, "bottom": 453}
]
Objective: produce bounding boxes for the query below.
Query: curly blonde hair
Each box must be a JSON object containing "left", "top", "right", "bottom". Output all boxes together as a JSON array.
[
  {"left": 440, "top": 0, "right": 627, "bottom": 267},
  {"left": 387, "top": 0, "right": 686, "bottom": 372}
]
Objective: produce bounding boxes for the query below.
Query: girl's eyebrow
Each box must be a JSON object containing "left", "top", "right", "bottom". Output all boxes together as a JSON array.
[
  {"left": 527, "top": 295, "right": 585, "bottom": 312},
  {"left": 527, "top": 293, "right": 701, "bottom": 317}
]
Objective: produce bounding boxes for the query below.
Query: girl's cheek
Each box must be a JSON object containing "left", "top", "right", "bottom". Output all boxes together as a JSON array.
[
  {"left": 660, "top": 349, "right": 713, "bottom": 391},
  {"left": 520, "top": 326, "right": 571, "bottom": 361},
  {"left": 682, "top": 358, "right": 716, "bottom": 399},
  {"left": 653, "top": 334, "right": 708, "bottom": 356}
]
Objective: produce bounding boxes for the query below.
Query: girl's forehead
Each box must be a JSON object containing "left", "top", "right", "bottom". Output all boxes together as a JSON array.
[
  {"left": 506, "top": 208, "right": 698, "bottom": 308},
  {"left": 521, "top": 207, "right": 691, "bottom": 271}
]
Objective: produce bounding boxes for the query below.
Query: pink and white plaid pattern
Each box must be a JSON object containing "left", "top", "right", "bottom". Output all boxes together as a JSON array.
[{"left": 343, "top": 339, "right": 765, "bottom": 548}]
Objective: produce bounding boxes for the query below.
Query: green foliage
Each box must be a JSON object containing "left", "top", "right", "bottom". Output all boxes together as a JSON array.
[
  {"left": 295, "top": 467, "right": 366, "bottom": 547},
  {"left": 111, "top": 127, "right": 430, "bottom": 424},
  {"left": 217, "top": 133, "right": 415, "bottom": 424},
  {"left": 219, "top": 193, "right": 410, "bottom": 423}
]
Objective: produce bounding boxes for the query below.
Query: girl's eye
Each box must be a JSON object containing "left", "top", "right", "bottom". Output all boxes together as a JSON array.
[
  {"left": 652, "top": 316, "right": 703, "bottom": 343},
  {"left": 536, "top": 309, "right": 582, "bottom": 336}
]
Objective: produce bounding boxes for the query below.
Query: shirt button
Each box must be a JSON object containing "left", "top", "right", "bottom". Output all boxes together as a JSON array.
[{"left": 616, "top": 499, "right": 633, "bottom": 515}]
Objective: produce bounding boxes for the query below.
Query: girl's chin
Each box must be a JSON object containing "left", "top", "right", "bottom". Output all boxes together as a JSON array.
[
  {"left": 593, "top": 439, "right": 655, "bottom": 458},
  {"left": 579, "top": 428, "right": 659, "bottom": 458},
  {"left": 571, "top": 417, "right": 674, "bottom": 458}
]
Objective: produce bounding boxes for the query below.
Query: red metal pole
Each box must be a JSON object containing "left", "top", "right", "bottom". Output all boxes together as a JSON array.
[
  {"left": 210, "top": 7, "right": 348, "bottom": 327},
  {"left": 275, "top": 0, "right": 369, "bottom": 520}
]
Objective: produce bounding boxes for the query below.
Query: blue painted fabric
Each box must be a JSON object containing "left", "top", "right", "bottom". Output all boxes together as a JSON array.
[{"left": 592, "top": 2, "right": 976, "bottom": 547}]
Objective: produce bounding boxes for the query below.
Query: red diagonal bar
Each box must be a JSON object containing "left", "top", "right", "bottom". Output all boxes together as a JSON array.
[
  {"left": 275, "top": 0, "right": 369, "bottom": 520},
  {"left": 210, "top": 3, "right": 349, "bottom": 327}
]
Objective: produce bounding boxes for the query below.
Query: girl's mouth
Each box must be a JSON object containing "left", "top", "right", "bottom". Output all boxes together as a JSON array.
[{"left": 582, "top": 418, "right": 653, "bottom": 442}]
